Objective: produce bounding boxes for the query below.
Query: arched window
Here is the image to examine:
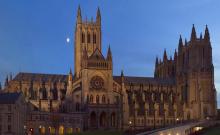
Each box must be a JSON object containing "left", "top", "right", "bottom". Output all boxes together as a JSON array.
[
  {"left": 87, "top": 33, "right": 91, "bottom": 43},
  {"left": 81, "top": 32, "right": 85, "bottom": 43},
  {"left": 102, "top": 95, "right": 106, "bottom": 104},
  {"left": 90, "top": 95, "right": 93, "bottom": 103},
  {"left": 96, "top": 95, "right": 99, "bottom": 104},
  {"left": 53, "top": 82, "right": 58, "bottom": 100},
  {"left": 93, "top": 33, "right": 96, "bottom": 44}
]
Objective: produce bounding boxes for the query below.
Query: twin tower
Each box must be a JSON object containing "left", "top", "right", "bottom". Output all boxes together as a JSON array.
[
  {"left": 74, "top": 6, "right": 105, "bottom": 78},
  {"left": 73, "top": 6, "right": 217, "bottom": 119}
]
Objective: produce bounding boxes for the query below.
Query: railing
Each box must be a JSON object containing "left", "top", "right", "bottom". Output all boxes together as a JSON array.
[{"left": 135, "top": 120, "right": 217, "bottom": 135}]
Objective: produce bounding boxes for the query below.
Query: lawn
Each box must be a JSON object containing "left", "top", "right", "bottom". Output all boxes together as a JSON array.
[
  {"left": 75, "top": 131, "right": 123, "bottom": 135},
  {"left": 202, "top": 126, "right": 220, "bottom": 135}
]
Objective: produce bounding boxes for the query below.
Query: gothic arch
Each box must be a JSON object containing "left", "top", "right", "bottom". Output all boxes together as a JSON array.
[
  {"left": 87, "top": 32, "right": 91, "bottom": 43},
  {"left": 100, "top": 111, "right": 107, "bottom": 127},
  {"left": 93, "top": 32, "right": 96, "bottom": 44},
  {"left": 90, "top": 111, "right": 97, "bottom": 128},
  {"left": 111, "top": 112, "right": 116, "bottom": 127},
  {"left": 90, "top": 95, "right": 94, "bottom": 103},
  {"left": 81, "top": 32, "right": 85, "bottom": 43},
  {"left": 96, "top": 95, "right": 99, "bottom": 104},
  {"left": 102, "top": 95, "right": 106, "bottom": 104}
]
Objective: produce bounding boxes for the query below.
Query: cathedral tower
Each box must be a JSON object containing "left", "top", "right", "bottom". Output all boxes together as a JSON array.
[{"left": 74, "top": 6, "right": 102, "bottom": 78}]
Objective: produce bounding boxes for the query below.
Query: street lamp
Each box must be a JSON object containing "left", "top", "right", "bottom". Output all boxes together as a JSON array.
[
  {"left": 176, "top": 118, "right": 179, "bottom": 124},
  {"left": 128, "top": 121, "right": 132, "bottom": 135}
]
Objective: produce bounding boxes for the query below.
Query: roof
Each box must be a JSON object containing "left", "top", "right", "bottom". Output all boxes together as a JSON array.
[
  {"left": 88, "top": 48, "right": 105, "bottom": 61},
  {"left": 0, "top": 92, "right": 21, "bottom": 104},
  {"left": 13, "top": 72, "right": 68, "bottom": 82},
  {"left": 113, "top": 76, "right": 175, "bottom": 85}
]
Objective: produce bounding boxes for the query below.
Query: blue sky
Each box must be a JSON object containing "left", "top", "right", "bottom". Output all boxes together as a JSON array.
[{"left": 0, "top": 0, "right": 219, "bottom": 107}]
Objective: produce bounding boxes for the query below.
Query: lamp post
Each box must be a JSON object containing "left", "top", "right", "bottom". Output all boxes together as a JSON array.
[
  {"left": 129, "top": 121, "right": 132, "bottom": 135},
  {"left": 176, "top": 118, "right": 179, "bottom": 124}
]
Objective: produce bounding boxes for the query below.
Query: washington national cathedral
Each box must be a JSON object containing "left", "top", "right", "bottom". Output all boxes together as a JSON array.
[{"left": 2, "top": 6, "right": 217, "bottom": 133}]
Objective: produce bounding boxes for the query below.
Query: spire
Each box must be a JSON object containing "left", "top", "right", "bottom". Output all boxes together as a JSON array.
[
  {"left": 155, "top": 56, "right": 159, "bottom": 66},
  {"left": 4, "top": 75, "right": 8, "bottom": 87},
  {"left": 96, "top": 7, "right": 101, "bottom": 25},
  {"left": 121, "top": 70, "right": 124, "bottom": 83},
  {"left": 204, "top": 25, "right": 210, "bottom": 42},
  {"left": 107, "top": 45, "right": 112, "bottom": 61},
  {"left": 69, "top": 68, "right": 72, "bottom": 75},
  {"left": 68, "top": 68, "right": 73, "bottom": 82},
  {"left": 170, "top": 56, "right": 172, "bottom": 61},
  {"left": 190, "top": 24, "right": 197, "bottom": 42},
  {"left": 200, "top": 33, "right": 203, "bottom": 40},
  {"left": 178, "top": 35, "right": 183, "bottom": 52},
  {"left": 0, "top": 82, "right": 2, "bottom": 90},
  {"left": 121, "top": 70, "right": 124, "bottom": 77},
  {"left": 185, "top": 38, "right": 187, "bottom": 46},
  {"left": 174, "top": 49, "right": 177, "bottom": 61},
  {"left": 163, "top": 49, "right": 167, "bottom": 61},
  {"left": 77, "top": 5, "right": 82, "bottom": 23}
]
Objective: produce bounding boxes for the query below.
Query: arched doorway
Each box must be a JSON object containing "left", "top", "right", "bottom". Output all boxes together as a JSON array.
[
  {"left": 58, "top": 125, "right": 64, "bottom": 135},
  {"left": 100, "top": 112, "right": 107, "bottom": 128},
  {"left": 90, "top": 112, "right": 97, "bottom": 128},
  {"left": 66, "top": 128, "right": 73, "bottom": 134},
  {"left": 39, "top": 126, "right": 45, "bottom": 135},
  {"left": 49, "top": 126, "right": 55, "bottom": 135},
  {"left": 111, "top": 112, "right": 116, "bottom": 127}
]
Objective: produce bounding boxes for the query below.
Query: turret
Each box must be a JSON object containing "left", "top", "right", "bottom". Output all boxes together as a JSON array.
[
  {"left": 163, "top": 49, "right": 168, "bottom": 62},
  {"left": 174, "top": 49, "right": 177, "bottom": 62},
  {"left": 190, "top": 24, "right": 197, "bottom": 42},
  {"left": 185, "top": 39, "right": 188, "bottom": 46},
  {"left": 107, "top": 45, "right": 112, "bottom": 61},
  {"left": 154, "top": 57, "right": 159, "bottom": 78},
  {"left": 96, "top": 7, "right": 101, "bottom": 25},
  {"left": 200, "top": 33, "right": 203, "bottom": 40},
  {"left": 68, "top": 68, "right": 73, "bottom": 82},
  {"left": 155, "top": 56, "right": 159, "bottom": 66},
  {"left": 77, "top": 5, "right": 82, "bottom": 24},
  {"left": 4, "top": 75, "right": 8, "bottom": 87},
  {"left": 121, "top": 70, "right": 124, "bottom": 83},
  {"left": 204, "top": 25, "right": 210, "bottom": 43},
  {"left": 178, "top": 35, "right": 183, "bottom": 53}
]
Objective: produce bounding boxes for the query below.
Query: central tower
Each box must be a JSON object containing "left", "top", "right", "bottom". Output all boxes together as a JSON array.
[{"left": 74, "top": 6, "right": 102, "bottom": 78}]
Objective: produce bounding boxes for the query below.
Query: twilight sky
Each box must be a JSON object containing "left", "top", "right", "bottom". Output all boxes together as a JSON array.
[{"left": 0, "top": 0, "right": 219, "bottom": 107}]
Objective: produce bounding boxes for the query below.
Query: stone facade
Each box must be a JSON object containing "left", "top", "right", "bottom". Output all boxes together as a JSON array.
[
  {"left": 0, "top": 93, "right": 26, "bottom": 135},
  {"left": 2, "top": 6, "right": 217, "bottom": 133}
]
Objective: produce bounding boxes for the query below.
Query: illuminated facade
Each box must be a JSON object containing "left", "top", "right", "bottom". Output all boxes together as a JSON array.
[{"left": 3, "top": 6, "right": 217, "bottom": 134}]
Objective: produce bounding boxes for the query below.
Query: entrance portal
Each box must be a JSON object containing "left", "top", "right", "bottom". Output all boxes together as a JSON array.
[
  {"left": 90, "top": 112, "right": 97, "bottom": 128},
  {"left": 100, "top": 112, "right": 107, "bottom": 128}
]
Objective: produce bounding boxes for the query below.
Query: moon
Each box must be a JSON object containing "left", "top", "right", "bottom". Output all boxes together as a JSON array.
[{"left": 66, "top": 37, "right": 70, "bottom": 43}]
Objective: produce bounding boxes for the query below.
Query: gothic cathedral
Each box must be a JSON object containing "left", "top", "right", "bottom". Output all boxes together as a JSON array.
[{"left": 3, "top": 6, "right": 217, "bottom": 133}]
